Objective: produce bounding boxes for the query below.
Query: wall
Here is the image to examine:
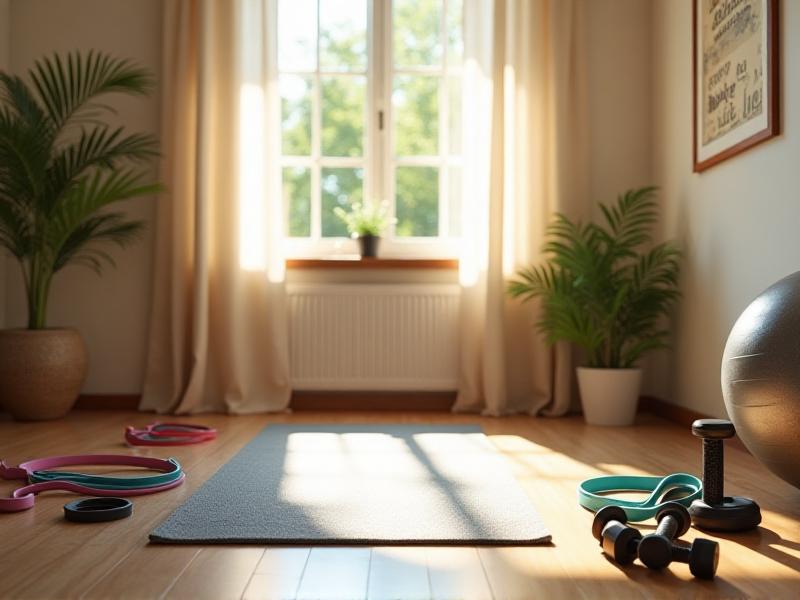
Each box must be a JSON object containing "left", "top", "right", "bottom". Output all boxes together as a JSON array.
[
  {"left": 0, "top": 0, "right": 8, "bottom": 329},
  {"left": 0, "top": 0, "right": 654, "bottom": 396},
  {"left": 584, "top": 0, "right": 662, "bottom": 398},
  {"left": 4, "top": 0, "right": 162, "bottom": 393},
  {"left": 652, "top": 0, "right": 800, "bottom": 417},
  {"left": 586, "top": 0, "right": 654, "bottom": 204},
  {"left": 9, "top": 0, "right": 791, "bottom": 415}
]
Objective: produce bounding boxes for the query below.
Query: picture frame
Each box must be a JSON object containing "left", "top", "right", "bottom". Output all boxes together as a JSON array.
[{"left": 693, "top": 0, "right": 780, "bottom": 172}]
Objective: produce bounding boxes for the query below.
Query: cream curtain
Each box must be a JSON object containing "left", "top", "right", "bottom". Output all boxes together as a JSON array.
[
  {"left": 141, "top": 0, "right": 291, "bottom": 414},
  {"left": 455, "top": 0, "right": 590, "bottom": 416}
]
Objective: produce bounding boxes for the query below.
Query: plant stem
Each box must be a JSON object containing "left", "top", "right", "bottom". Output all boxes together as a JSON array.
[{"left": 25, "top": 253, "right": 52, "bottom": 329}]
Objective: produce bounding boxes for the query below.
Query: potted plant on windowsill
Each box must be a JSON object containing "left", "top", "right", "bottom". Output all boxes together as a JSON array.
[
  {"left": 334, "top": 202, "right": 395, "bottom": 259},
  {"left": 507, "top": 187, "right": 681, "bottom": 426},
  {"left": 0, "top": 51, "right": 161, "bottom": 420}
]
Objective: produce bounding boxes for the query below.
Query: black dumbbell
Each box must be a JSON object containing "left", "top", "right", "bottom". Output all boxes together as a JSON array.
[
  {"left": 689, "top": 419, "right": 761, "bottom": 532},
  {"left": 592, "top": 505, "right": 642, "bottom": 565},
  {"left": 638, "top": 502, "right": 692, "bottom": 569},
  {"left": 671, "top": 538, "right": 720, "bottom": 580},
  {"left": 638, "top": 502, "right": 719, "bottom": 579}
]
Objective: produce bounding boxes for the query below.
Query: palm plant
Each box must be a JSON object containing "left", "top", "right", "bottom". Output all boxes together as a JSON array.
[
  {"left": 0, "top": 51, "right": 160, "bottom": 329},
  {"left": 507, "top": 187, "right": 680, "bottom": 368}
]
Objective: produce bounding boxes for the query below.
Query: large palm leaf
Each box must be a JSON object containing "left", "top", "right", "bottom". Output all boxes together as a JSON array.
[
  {"left": 507, "top": 187, "right": 681, "bottom": 368},
  {"left": 0, "top": 51, "right": 160, "bottom": 329}
]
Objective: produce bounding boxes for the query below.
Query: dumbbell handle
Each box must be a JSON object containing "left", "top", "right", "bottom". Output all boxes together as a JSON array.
[
  {"left": 702, "top": 439, "right": 725, "bottom": 506},
  {"left": 654, "top": 514, "right": 680, "bottom": 540},
  {"left": 672, "top": 545, "right": 691, "bottom": 563}
]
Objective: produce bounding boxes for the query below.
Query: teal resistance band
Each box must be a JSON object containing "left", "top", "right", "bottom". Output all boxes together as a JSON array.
[
  {"left": 577, "top": 473, "right": 703, "bottom": 522},
  {"left": 29, "top": 458, "right": 183, "bottom": 490}
]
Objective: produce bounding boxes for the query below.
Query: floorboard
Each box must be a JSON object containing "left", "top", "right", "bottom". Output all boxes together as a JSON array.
[
  {"left": 0, "top": 410, "right": 798, "bottom": 599},
  {"left": 243, "top": 548, "right": 311, "bottom": 600},
  {"left": 426, "top": 547, "right": 494, "bottom": 600},
  {"left": 367, "top": 547, "right": 430, "bottom": 600},
  {"left": 296, "top": 547, "right": 371, "bottom": 600}
]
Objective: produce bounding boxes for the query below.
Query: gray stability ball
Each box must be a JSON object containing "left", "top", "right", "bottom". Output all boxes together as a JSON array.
[{"left": 721, "top": 271, "right": 800, "bottom": 489}]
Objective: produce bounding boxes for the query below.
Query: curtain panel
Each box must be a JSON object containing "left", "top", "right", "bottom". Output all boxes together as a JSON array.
[
  {"left": 142, "top": 0, "right": 589, "bottom": 416},
  {"left": 141, "top": 0, "right": 291, "bottom": 414},
  {"left": 454, "top": 0, "right": 590, "bottom": 416}
]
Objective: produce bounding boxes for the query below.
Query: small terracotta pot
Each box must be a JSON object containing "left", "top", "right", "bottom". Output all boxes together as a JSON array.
[{"left": 0, "top": 328, "right": 88, "bottom": 420}]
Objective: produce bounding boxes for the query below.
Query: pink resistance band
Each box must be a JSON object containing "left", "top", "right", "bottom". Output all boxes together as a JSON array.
[
  {"left": 0, "top": 455, "right": 185, "bottom": 512},
  {"left": 125, "top": 423, "right": 218, "bottom": 446}
]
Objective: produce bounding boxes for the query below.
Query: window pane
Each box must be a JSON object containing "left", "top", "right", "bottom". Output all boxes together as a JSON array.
[
  {"left": 321, "top": 167, "right": 364, "bottom": 237},
  {"left": 280, "top": 75, "right": 312, "bottom": 156},
  {"left": 447, "top": 0, "right": 464, "bottom": 66},
  {"left": 448, "top": 166, "right": 461, "bottom": 237},
  {"left": 393, "top": 0, "right": 442, "bottom": 68},
  {"left": 283, "top": 167, "right": 311, "bottom": 237},
  {"left": 395, "top": 166, "right": 438, "bottom": 237},
  {"left": 320, "top": 0, "right": 367, "bottom": 71},
  {"left": 322, "top": 76, "right": 365, "bottom": 157},
  {"left": 448, "top": 76, "right": 461, "bottom": 155},
  {"left": 393, "top": 75, "right": 439, "bottom": 156},
  {"left": 278, "top": 0, "right": 317, "bottom": 71}
]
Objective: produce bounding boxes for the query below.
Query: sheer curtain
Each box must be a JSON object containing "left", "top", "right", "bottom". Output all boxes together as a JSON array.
[
  {"left": 141, "top": 0, "right": 291, "bottom": 414},
  {"left": 455, "top": 0, "right": 590, "bottom": 416}
]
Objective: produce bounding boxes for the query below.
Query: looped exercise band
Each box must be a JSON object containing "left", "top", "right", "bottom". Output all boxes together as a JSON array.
[
  {"left": 0, "top": 454, "right": 184, "bottom": 512},
  {"left": 125, "top": 422, "right": 217, "bottom": 446},
  {"left": 64, "top": 497, "right": 133, "bottom": 523},
  {"left": 577, "top": 473, "right": 703, "bottom": 522}
]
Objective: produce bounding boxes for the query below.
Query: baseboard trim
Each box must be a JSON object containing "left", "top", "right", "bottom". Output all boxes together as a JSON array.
[
  {"left": 638, "top": 395, "right": 705, "bottom": 427},
  {"left": 73, "top": 392, "right": 744, "bottom": 451},
  {"left": 75, "top": 394, "right": 140, "bottom": 410},
  {"left": 290, "top": 391, "right": 456, "bottom": 412},
  {"left": 74, "top": 391, "right": 457, "bottom": 412},
  {"left": 639, "top": 395, "right": 748, "bottom": 453},
  {"left": 72, "top": 392, "right": 713, "bottom": 419}
]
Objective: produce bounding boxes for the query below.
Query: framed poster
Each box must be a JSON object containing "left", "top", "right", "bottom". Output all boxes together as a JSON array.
[{"left": 693, "top": 0, "right": 779, "bottom": 172}]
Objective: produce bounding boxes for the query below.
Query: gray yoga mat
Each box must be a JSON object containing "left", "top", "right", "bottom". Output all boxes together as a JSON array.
[{"left": 151, "top": 424, "right": 551, "bottom": 545}]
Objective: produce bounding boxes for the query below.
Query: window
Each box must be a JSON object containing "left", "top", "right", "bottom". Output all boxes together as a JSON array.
[{"left": 277, "top": 0, "right": 464, "bottom": 257}]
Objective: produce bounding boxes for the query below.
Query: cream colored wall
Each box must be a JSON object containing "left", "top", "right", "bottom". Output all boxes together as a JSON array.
[
  {"left": 586, "top": 0, "right": 654, "bottom": 204},
  {"left": 0, "top": 0, "right": 9, "bottom": 329},
  {"left": 0, "top": 0, "right": 655, "bottom": 396},
  {"left": 652, "top": 0, "right": 800, "bottom": 417},
  {"left": 4, "top": 0, "right": 162, "bottom": 393},
  {"left": 9, "top": 0, "right": 786, "bottom": 415},
  {"left": 585, "top": 0, "right": 666, "bottom": 398}
]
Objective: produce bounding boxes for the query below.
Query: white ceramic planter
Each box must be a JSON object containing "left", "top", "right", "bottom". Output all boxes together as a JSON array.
[{"left": 576, "top": 367, "right": 643, "bottom": 426}]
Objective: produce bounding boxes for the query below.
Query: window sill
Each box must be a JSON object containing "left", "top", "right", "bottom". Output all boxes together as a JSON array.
[{"left": 285, "top": 257, "right": 459, "bottom": 270}]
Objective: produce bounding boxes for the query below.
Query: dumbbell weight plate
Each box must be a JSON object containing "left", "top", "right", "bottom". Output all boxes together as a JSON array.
[
  {"left": 601, "top": 522, "right": 642, "bottom": 566},
  {"left": 689, "top": 496, "right": 762, "bottom": 532},
  {"left": 592, "top": 505, "right": 628, "bottom": 542},
  {"left": 689, "top": 538, "right": 720, "bottom": 580},
  {"left": 638, "top": 534, "right": 673, "bottom": 570}
]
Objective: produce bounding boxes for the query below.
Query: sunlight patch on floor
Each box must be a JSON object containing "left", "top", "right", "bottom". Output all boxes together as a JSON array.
[{"left": 596, "top": 463, "right": 653, "bottom": 476}]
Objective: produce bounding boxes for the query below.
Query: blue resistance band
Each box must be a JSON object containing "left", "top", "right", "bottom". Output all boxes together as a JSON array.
[
  {"left": 29, "top": 458, "right": 183, "bottom": 490},
  {"left": 577, "top": 473, "right": 703, "bottom": 522}
]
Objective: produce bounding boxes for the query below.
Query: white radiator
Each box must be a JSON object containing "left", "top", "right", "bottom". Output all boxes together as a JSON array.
[{"left": 287, "top": 284, "right": 460, "bottom": 391}]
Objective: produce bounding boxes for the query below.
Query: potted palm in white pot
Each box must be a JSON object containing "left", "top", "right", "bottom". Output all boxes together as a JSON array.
[
  {"left": 508, "top": 187, "right": 681, "bottom": 426},
  {"left": 0, "top": 51, "right": 160, "bottom": 420}
]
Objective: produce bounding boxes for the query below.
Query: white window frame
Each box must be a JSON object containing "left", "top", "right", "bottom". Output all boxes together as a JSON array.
[{"left": 280, "top": 0, "right": 461, "bottom": 259}]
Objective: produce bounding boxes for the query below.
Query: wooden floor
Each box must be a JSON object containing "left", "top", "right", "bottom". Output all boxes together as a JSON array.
[{"left": 0, "top": 410, "right": 798, "bottom": 600}]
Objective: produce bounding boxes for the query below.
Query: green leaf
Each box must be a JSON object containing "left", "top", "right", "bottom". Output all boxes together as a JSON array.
[
  {"left": 30, "top": 50, "right": 153, "bottom": 130},
  {"left": 0, "top": 50, "right": 160, "bottom": 328},
  {"left": 507, "top": 186, "right": 680, "bottom": 368}
]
